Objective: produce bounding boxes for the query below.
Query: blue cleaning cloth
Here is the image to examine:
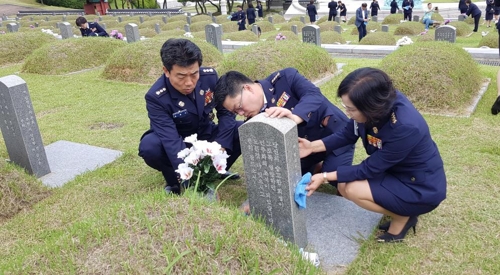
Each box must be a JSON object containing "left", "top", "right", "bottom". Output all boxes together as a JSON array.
[{"left": 294, "top": 172, "right": 311, "bottom": 209}]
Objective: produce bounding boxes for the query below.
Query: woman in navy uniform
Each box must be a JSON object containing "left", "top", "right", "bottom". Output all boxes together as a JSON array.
[
  {"left": 306, "top": 0, "right": 318, "bottom": 23},
  {"left": 390, "top": 0, "right": 400, "bottom": 14},
  {"left": 138, "top": 39, "right": 242, "bottom": 194},
  {"left": 214, "top": 68, "right": 354, "bottom": 183},
  {"left": 299, "top": 68, "right": 447, "bottom": 243},
  {"left": 466, "top": 0, "right": 482, "bottom": 32},
  {"left": 247, "top": 3, "right": 256, "bottom": 25},
  {"left": 402, "top": 0, "right": 414, "bottom": 21},
  {"left": 75, "top": 16, "right": 108, "bottom": 37}
]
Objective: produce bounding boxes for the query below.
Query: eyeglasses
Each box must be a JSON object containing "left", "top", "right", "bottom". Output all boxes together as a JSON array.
[
  {"left": 232, "top": 85, "right": 245, "bottom": 114},
  {"left": 341, "top": 102, "right": 358, "bottom": 113}
]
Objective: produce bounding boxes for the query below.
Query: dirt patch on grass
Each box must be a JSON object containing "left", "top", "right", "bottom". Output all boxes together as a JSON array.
[
  {"left": 89, "top": 122, "right": 124, "bottom": 130},
  {"left": 0, "top": 161, "right": 51, "bottom": 223}
]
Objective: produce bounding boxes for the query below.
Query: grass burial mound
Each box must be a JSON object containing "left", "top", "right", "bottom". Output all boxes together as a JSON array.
[
  {"left": 360, "top": 32, "right": 396, "bottom": 45},
  {"left": 278, "top": 21, "right": 305, "bottom": 33},
  {"left": 320, "top": 31, "right": 347, "bottom": 44},
  {"left": 0, "top": 161, "right": 51, "bottom": 224},
  {"left": 478, "top": 33, "right": 499, "bottom": 48},
  {"left": 448, "top": 21, "right": 472, "bottom": 36},
  {"left": 217, "top": 40, "right": 336, "bottom": 80},
  {"left": 260, "top": 30, "right": 300, "bottom": 41},
  {"left": 394, "top": 21, "right": 424, "bottom": 35},
  {"left": 318, "top": 21, "right": 340, "bottom": 32},
  {"left": 102, "top": 38, "right": 223, "bottom": 84},
  {"left": 21, "top": 38, "right": 126, "bottom": 75},
  {"left": 380, "top": 42, "right": 483, "bottom": 114},
  {"left": 382, "top": 13, "right": 404, "bottom": 24},
  {"left": 0, "top": 32, "right": 56, "bottom": 66},
  {"left": 223, "top": 30, "right": 260, "bottom": 41},
  {"left": 351, "top": 22, "right": 382, "bottom": 35}
]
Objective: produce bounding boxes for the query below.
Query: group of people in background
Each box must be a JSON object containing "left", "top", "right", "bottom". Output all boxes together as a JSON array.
[{"left": 229, "top": 0, "right": 264, "bottom": 31}]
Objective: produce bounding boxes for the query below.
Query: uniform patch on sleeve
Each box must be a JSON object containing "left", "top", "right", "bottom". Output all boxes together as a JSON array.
[{"left": 205, "top": 89, "right": 214, "bottom": 105}]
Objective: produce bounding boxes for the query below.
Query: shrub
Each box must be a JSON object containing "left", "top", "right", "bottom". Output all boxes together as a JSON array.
[
  {"left": 260, "top": 30, "right": 299, "bottom": 41},
  {"left": 394, "top": 21, "right": 424, "bottom": 35},
  {"left": 223, "top": 30, "right": 259, "bottom": 41},
  {"left": 102, "top": 38, "right": 222, "bottom": 84},
  {"left": 351, "top": 22, "right": 382, "bottom": 35},
  {"left": 478, "top": 33, "right": 499, "bottom": 48},
  {"left": 318, "top": 21, "right": 340, "bottom": 32},
  {"left": 278, "top": 21, "right": 305, "bottom": 33},
  {"left": 359, "top": 32, "right": 396, "bottom": 45},
  {"left": 217, "top": 40, "right": 336, "bottom": 81},
  {"left": 320, "top": 31, "right": 346, "bottom": 44},
  {"left": 36, "top": 0, "right": 82, "bottom": 9},
  {"left": 448, "top": 21, "right": 471, "bottom": 36},
  {"left": 382, "top": 14, "right": 404, "bottom": 24},
  {"left": 0, "top": 32, "right": 56, "bottom": 65},
  {"left": 380, "top": 42, "right": 483, "bottom": 112},
  {"left": 22, "top": 38, "right": 126, "bottom": 75}
]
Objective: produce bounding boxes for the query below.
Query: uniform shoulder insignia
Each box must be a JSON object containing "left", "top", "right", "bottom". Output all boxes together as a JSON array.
[
  {"left": 390, "top": 112, "right": 397, "bottom": 124},
  {"left": 270, "top": 71, "right": 281, "bottom": 84},
  {"left": 155, "top": 87, "right": 167, "bottom": 96},
  {"left": 200, "top": 67, "right": 216, "bottom": 75}
]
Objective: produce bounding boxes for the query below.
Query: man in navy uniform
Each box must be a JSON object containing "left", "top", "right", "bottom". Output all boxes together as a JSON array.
[
  {"left": 75, "top": 16, "right": 108, "bottom": 37},
  {"left": 230, "top": 5, "right": 247, "bottom": 31},
  {"left": 401, "top": 0, "right": 414, "bottom": 21},
  {"left": 355, "top": 3, "right": 369, "bottom": 42},
  {"left": 328, "top": 0, "right": 338, "bottom": 21},
  {"left": 214, "top": 68, "right": 354, "bottom": 185},
  {"left": 138, "top": 38, "right": 242, "bottom": 194}
]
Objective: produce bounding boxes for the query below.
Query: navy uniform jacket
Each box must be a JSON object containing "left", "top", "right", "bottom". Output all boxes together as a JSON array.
[
  {"left": 80, "top": 22, "right": 108, "bottom": 37},
  {"left": 390, "top": 0, "right": 399, "bottom": 13},
  {"left": 143, "top": 67, "right": 238, "bottom": 172},
  {"left": 258, "top": 68, "right": 351, "bottom": 157},
  {"left": 370, "top": 2, "right": 380, "bottom": 16},
  {"left": 328, "top": 1, "right": 338, "bottom": 15},
  {"left": 466, "top": 3, "right": 482, "bottom": 17},
  {"left": 402, "top": 0, "right": 414, "bottom": 12},
  {"left": 355, "top": 7, "right": 369, "bottom": 27},
  {"left": 458, "top": 0, "right": 468, "bottom": 13},
  {"left": 321, "top": 91, "right": 446, "bottom": 205},
  {"left": 307, "top": 4, "right": 318, "bottom": 22},
  {"left": 231, "top": 10, "right": 246, "bottom": 30}
]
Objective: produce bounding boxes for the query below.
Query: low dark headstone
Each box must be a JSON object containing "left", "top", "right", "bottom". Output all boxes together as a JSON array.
[
  {"left": 372, "top": 15, "right": 378, "bottom": 22},
  {"left": 62, "top": 15, "right": 67, "bottom": 21},
  {"left": 413, "top": 15, "right": 419, "bottom": 22},
  {"left": 187, "top": 16, "right": 191, "bottom": 25},
  {"left": 458, "top": 15, "right": 466, "bottom": 21},
  {"left": 184, "top": 24, "right": 190, "bottom": 32},
  {"left": 139, "top": 16, "right": 144, "bottom": 23},
  {"left": 252, "top": 24, "right": 260, "bottom": 36},
  {"left": 302, "top": 25, "right": 321, "bottom": 46},
  {"left": 162, "top": 15, "right": 167, "bottom": 23},
  {"left": 59, "top": 22, "right": 73, "bottom": 39},
  {"left": 300, "top": 16, "right": 306, "bottom": 24},
  {"left": 125, "top": 23, "right": 140, "bottom": 43},
  {"left": 335, "top": 16, "right": 340, "bottom": 23},
  {"left": 435, "top": 25, "right": 456, "bottom": 43},
  {"left": 268, "top": 16, "right": 273, "bottom": 24},
  {"left": 7, "top": 23, "right": 18, "bottom": 32},
  {"left": 155, "top": 23, "right": 161, "bottom": 34},
  {"left": 334, "top": 25, "right": 342, "bottom": 34},
  {"left": 118, "top": 16, "right": 122, "bottom": 23},
  {"left": 291, "top": 25, "right": 298, "bottom": 35},
  {"left": 382, "top": 24, "right": 389, "bottom": 32}
]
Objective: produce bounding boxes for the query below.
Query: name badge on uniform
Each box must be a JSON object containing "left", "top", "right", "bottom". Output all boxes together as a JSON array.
[
  {"left": 367, "top": 134, "right": 382, "bottom": 149},
  {"left": 354, "top": 121, "right": 358, "bottom": 136},
  {"left": 276, "top": 92, "right": 290, "bottom": 107},
  {"left": 205, "top": 89, "right": 214, "bottom": 106},
  {"left": 173, "top": 109, "right": 188, "bottom": 118}
]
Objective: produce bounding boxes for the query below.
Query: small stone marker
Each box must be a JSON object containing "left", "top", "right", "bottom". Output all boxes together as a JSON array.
[
  {"left": 155, "top": 23, "right": 161, "bottom": 34},
  {"left": 125, "top": 23, "right": 140, "bottom": 43},
  {"left": 139, "top": 16, "right": 144, "bottom": 23},
  {"left": 62, "top": 15, "right": 67, "bottom": 22},
  {"left": 162, "top": 15, "right": 167, "bottom": 23},
  {"left": 239, "top": 113, "right": 307, "bottom": 249},
  {"left": 268, "top": 16, "right": 273, "bottom": 24},
  {"left": 30, "top": 16, "right": 34, "bottom": 21},
  {"left": 291, "top": 25, "right": 298, "bottom": 35},
  {"left": 212, "top": 16, "right": 217, "bottom": 23},
  {"left": 34, "top": 22, "right": 39, "bottom": 27},
  {"left": 101, "top": 22, "right": 106, "bottom": 30},
  {"left": 98, "top": 16, "right": 102, "bottom": 21},
  {"left": 187, "top": 15, "right": 191, "bottom": 25},
  {"left": 382, "top": 24, "right": 389, "bottom": 32},
  {"left": 300, "top": 16, "right": 306, "bottom": 24},
  {"left": 372, "top": 15, "right": 378, "bottom": 22},
  {"left": 187, "top": 12, "right": 191, "bottom": 16},
  {"left": 59, "top": 22, "right": 73, "bottom": 39},
  {"left": 130, "top": 12, "right": 135, "bottom": 17},
  {"left": 148, "top": 12, "right": 152, "bottom": 17},
  {"left": 252, "top": 24, "right": 260, "bottom": 36},
  {"left": 334, "top": 25, "right": 342, "bottom": 34},
  {"left": 413, "top": 15, "right": 419, "bottom": 22},
  {"left": 7, "top": 23, "right": 18, "bottom": 32},
  {"left": 398, "top": 9, "right": 403, "bottom": 14},
  {"left": 208, "top": 12, "right": 212, "bottom": 17},
  {"left": 335, "top": 16, "right": 340, "bottom": 23},
  {"left": 45, "top": 16, "right": 50, "bottom": 21},
  {"left": 435, "top": 25, "right": 456, "bottom": 43},
  {"left": 184, "top": 24, "right": 190, "bottom": 32},
  {"left": 458, "top": 15, "right": 466, "bottom": 21},
  {"left": 118, "top": 16, "right": 122, "bottom": 23},
  {"left": 205, "top": 23, "right": 223, "bottom": 53},
  {"left": 302, "top": 25, "right": 321, "bottom": 46},
  {"left": 0, "top": 75, "right": 51, "bottom": 178}
]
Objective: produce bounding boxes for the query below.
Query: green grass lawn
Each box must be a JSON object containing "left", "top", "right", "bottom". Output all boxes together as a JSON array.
[{"left": 0, "top": 54, "right": 500, "bottom": 273}]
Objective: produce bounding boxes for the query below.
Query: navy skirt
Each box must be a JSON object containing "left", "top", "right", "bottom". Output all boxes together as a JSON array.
[{"left": 369, "top": 173, "right": 439, "bottom": 217}]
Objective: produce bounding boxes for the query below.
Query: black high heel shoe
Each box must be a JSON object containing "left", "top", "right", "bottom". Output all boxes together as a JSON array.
[{"left": 377, "top": 216, "right": 418, "bottom": 243}]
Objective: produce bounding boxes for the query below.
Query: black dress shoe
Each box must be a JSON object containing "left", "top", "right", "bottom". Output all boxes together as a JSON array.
[
  {"left": 491, "top": 95, "right": 500, "bottom": 115},
  {"left": 220, "top": 171, "right": 240, "bottom": 180},
  {"left": 377, "top": 216, "right": 418, "bottom": 243},
  {"left": 164, "top": 185, "right": 181, "bottom": 195}
]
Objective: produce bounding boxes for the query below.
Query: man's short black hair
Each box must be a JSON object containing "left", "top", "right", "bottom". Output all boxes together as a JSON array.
[
  {"left": 214, "top": 71, "right": 253, "bottom": 107},
  {"left": 75, "top": 16, "right": 87, "bottom": 27},
  {"left": 160, "top": 38, "right": 203, "bottom": 72}
]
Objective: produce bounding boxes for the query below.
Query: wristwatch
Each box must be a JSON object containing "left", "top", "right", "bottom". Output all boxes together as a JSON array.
[{"left": 323, "top": 172, "right": 329, "bottom": 184}]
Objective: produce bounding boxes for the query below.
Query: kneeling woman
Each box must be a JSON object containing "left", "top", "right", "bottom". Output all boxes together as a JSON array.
[{"left": 299, "top": 68, "right": 447, "bottom": 242}]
